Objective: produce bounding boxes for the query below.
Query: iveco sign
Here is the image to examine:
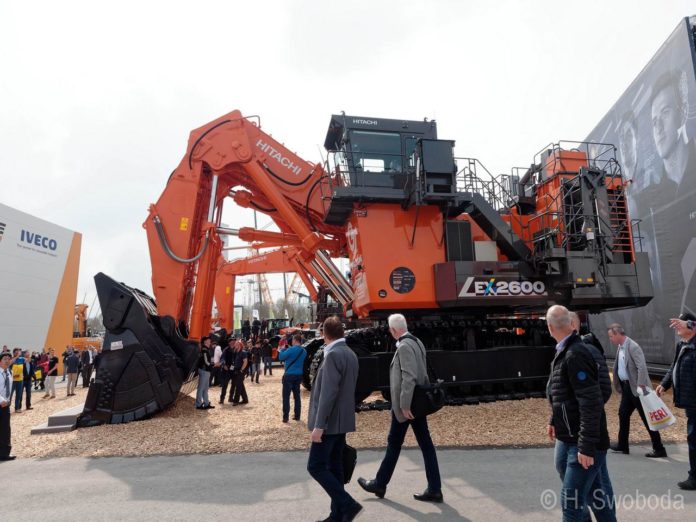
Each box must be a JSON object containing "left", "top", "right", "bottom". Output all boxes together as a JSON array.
[
  {"left": 20, "top": 229, "right": 58, "bottom": 251},
  {"left": 458, "top": 277, "right": 546, "bottom": 297}
]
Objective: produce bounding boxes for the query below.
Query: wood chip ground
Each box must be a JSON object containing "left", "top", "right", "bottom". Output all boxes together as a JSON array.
[{"left": 12, "top": 372, "right": 687, "bottom": 458}]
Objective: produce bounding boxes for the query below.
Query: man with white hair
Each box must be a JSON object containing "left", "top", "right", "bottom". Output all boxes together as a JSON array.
[
  {"left": 546, "top": 305, "right": 615, "bottom": 521},
  {"left": 357, "top": 314, "right": 443, "bottom": 503}
]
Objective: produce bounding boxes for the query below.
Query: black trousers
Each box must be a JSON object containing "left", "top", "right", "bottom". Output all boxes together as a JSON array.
[
  {"left": 618, "top": 380, "right": 664, "bottom": 451},
  {"left": 0, "top": 405, "right": 10, "bottom": 458},
  {"left": 23, "top": 380, "right": 31, "bottom": 408},
  {"left": 209, "top": 366, "right": 220, "bottom": 386},
  {"left": 219, "top": 370, "right": 233, "bottom": 402},
  {"left": 231, "top": 372, "right": 248, "bottom": 403},
  {"left": 82, "top": 364, "right": 93, "bottom": 387}
]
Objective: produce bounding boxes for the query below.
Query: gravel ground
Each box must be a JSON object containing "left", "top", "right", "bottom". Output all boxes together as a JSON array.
[{"left": 11, "top": 371, "right": 688, "bottom": 459}]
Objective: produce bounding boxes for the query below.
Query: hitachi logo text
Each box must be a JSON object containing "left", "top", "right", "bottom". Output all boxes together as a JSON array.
[
  {"left": 352, "top": 119, "right": 378, "bottom": 126},
  {"left": 256, "top": 140, "right": 302, "bottom": 176}
]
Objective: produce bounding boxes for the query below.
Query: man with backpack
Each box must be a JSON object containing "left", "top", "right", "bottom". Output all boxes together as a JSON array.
[{"left": 278, "top": 333, "right": 306, "bottom": 422}]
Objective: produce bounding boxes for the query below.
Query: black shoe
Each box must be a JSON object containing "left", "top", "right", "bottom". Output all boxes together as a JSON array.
[
  {"left": 315, "top": 517, "right": 337, "bottom": 522},
  {"left": 293, "top": 417, "right": 300, "bottom": 421},
  {"left": 240, "top": 400, "right": 249, "bottom": 404},
  {"left": 0, "top": 455, "right": 17, "bottom": 461},
  {"left": 196, "top": 405, "right": 206, "bottom": 410},
  {"left": 219, "top": 399, "right": 224, "bottom": 405},
  {"left": 610, "top": 444, "right": 629, "bottom": 454},
  {"left": 357, "top": 477, "right": 386, "bottom": 498},
  {"left": 205, "top": 404, "right": 215, "bottom": 409},
  {"left": 678, "top": 477, "right": 696, "bottom": 490},
  {"left": 413, "top": 490, "right": 443, "bottom": 503},
  {"left": 646, "top": 448, "right": 667, "bottom": 458},
  {"left": 341, "top": 502, "right": 363, "bottom": 522},
  {"left": 26, "top": 407, "right": 33, "bottom": 410},
  {"left": 282, "top": 418, "right": 289, "bottom": 423}
]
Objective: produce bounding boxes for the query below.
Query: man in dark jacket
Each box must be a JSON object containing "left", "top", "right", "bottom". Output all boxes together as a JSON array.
[
  {"left": 546, "top": 305, "right": 616, "bottom": 521},
  {"left": 657, "top": 312, "right": 696, "bottom": 490},
  {"left": 252, "top": 318, "right": 261, "bottom": 342},
  {"left": 307, "top": 316, "right": 362, "bottom": 522},
  {"left": 219, "top": 338, "right": 237, "bottom": 405},
  {"left": 261, "top": 339, "right": 273, "bottom": 376},
  {"left": 21, "top": 351, "right": 34, "bottom": 410}
]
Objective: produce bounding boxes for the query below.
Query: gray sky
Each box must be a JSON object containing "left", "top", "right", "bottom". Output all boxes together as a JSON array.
[{"left": 1, "top": 0, "right": 693, "bottom": 315}]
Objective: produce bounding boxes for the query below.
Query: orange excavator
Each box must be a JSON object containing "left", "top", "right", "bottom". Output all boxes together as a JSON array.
[{"left": 79, "top": 111, "right": 653, "bottom": 425}]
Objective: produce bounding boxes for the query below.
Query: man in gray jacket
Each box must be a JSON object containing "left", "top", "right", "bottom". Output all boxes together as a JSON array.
[
  {"left": 307, "top": 316, "right": 362, "bottom": 522},
  {"left": 608, "top": 323, "right": 666, "bottom": 458},
  {"left": 358, "top": 314, "right": 443, "bottom": 503}
]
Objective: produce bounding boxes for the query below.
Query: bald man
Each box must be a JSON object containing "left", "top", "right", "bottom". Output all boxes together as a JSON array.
[{"left": 546, "top": 305, "right": 615, "bottom": 521}]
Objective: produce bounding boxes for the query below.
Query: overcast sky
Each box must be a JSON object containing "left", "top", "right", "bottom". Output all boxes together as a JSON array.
[{"left": 1, "top": 1, "right": 693, "bottom": 316}]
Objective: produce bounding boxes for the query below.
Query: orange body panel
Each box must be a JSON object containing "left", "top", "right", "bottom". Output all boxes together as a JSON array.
[{"left": 347, "top": 204, "right": 445, "bottom": 317}]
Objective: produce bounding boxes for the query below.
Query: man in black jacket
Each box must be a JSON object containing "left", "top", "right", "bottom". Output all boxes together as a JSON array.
[
  {"left": 546, "top": 305, "right": 616, "bottom": 521},
  {"left": 657, "top": 312, "right": 696, "bottom": 490}
]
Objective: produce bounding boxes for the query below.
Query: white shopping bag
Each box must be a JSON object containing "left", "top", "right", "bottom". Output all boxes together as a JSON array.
[{"left": 638, "top": 388, "right": 676, "bottom": 431}]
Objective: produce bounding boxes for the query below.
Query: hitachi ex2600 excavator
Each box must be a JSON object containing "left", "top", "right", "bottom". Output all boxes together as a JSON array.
[{"left": 78, "top": 111, "right": 652, "bottom": 426}]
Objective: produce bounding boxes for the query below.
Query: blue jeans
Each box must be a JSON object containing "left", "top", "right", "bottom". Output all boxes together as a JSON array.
[
  {"left": 11, "top": 382, "right": 23, "bottom": 411},
  {"left": 307, "top": 433, "right": 358, "bottom": 519},
  {"left": 196, "top": 369, "right": 210, "bottom": 407},
  {"left": 282, "top": 374, "right": 302, "bottom": 420},
  {"left": 556, "top": 441, "right": 616, "bottom": 522},
  {"left": 375, "top": 412, "right": 441, "bottom": 493},
  {"left": 686, "top": 409, "right": 696, "bottom": 478}
]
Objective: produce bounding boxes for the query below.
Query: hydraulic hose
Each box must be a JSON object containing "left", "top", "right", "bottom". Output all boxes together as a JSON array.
[{"left": 153, "top": 215, "right": 209, "bottom": 264}]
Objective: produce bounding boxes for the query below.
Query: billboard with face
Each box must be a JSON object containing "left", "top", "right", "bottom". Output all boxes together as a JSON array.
[{"left": 586, "top": 17, "right": 696, "bottom": 364}]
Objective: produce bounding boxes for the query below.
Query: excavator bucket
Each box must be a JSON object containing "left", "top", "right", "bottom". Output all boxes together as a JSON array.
[{"left": 77, "top": 273, "right": 199, "bottom": 427}]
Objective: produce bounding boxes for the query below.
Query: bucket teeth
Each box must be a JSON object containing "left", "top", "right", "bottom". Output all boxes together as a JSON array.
[{"left": 77, "top": 273, "right": 199, "bottom": 427}]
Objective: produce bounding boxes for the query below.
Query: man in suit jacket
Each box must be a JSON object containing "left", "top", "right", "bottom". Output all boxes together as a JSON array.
[
  {"left": 81, "top": 348, "right": 94, "bottom": 388},
  {"left": 358, "top": 313, "right": 443, "bottom": 503},
  {"left": 608, "top": 323, "right": 666, "bottom": 457},
  {"left": 307, "top": 316, "right": 362, "bottom": 522}
]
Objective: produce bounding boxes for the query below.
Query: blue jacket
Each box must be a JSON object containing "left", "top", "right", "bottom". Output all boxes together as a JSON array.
[{"left": 278, "top": 345, "right": 306, "bottom": 375}]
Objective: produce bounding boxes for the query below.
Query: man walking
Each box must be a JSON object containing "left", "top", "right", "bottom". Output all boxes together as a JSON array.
[
  {"left": 278, "top": 333, "right": 306, "bottom": 422},
  {"left": 307, "top": 316, "right": 362, "bottom": 522},
  {"left": 0, "top": 352, "right": 16, "bottom": 461},
  {"left": 546, "top": 305, "right": 616, "bottom": 521},
  {"left": 358, "top": 313, "right": 443, "bottom": 503},
  {"left": 657, "top": 313, "right": 696, "bottom": 489},
  {"left": 608, "top": 323, "right": 666, "bottom": 458},
  {"left": 65, "top": 350, "right": 80, "bottom": 396}
]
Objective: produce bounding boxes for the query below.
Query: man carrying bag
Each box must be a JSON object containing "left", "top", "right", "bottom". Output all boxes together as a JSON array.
[{"left": 358, "top": 313, "right": 443, "bottom": 503}]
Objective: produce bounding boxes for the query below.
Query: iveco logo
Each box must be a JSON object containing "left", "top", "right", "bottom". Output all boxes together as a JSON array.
[
  {"left": 20, "top": 229, "right": 58, "bottom": 251},
  {"left": 352, "top": 119, "right": 378, "bottom": 126},
  {"left": 458, "top": 277, "right": 546, "bottom": 297}
]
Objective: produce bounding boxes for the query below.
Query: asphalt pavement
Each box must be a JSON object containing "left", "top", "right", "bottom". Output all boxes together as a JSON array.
[{"left": 4, "top": 444, "right": 696, "bottom": 521}]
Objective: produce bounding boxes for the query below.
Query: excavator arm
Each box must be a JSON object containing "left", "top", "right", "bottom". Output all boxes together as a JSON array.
[{"left": 81, "top": 111, "right": 351, "bottom": 426}]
